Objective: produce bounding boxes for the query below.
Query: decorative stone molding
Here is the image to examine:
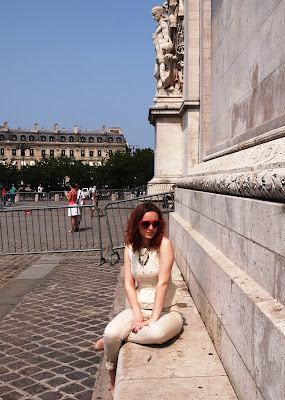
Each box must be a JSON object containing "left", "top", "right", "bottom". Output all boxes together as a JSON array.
[
  {"left": 148, "top": 100, "right": 199, "bottom": 126},
  {"left": 181, "top": 136, "right": 285, "bottom": 177},
  {"left": 176, "top": 168, "right": 285, "bottom": 201},
  {"left": 174, "top": 133, "right": 285, "bottom": 201},
  {"left": 204, "top": 125, "right": 285, "bottom": 162}
]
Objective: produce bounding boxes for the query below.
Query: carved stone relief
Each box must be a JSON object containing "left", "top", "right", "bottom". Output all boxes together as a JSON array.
[{"left": 152, "top": 1, "right": 184, "bottom": 102}]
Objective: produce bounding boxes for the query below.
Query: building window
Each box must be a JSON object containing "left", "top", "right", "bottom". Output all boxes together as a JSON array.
[
  {"left": 89, "top": 161, "right": 94, "bottom": 166},
  {"left": 89, "top": 137, "right": 94, "bottom": 143},
  {"left": 116, "top": 137, "right": 122, "bottom": 143},
  {"left": 29, "top": 135, "right": 35, "bottom": 141},
  {"left": 21, "top": 160, "right": 26, "bottom": 166},
  {"left": 21, "top": 149, "right": 25, "bottom": 157},
  {"left": 50, "top": 150, "right": 54, "bottom": 157},
  {"left": 41, "top": 150, "right": 46, "bottom": 157},
  {"left": 61, "top": 150, "right": 66, "bottom": 156},
  {"left": 98, "top": 150, "right": 101, "bottom": 157},
  {"left": 30, "top": 161, "right": 35, "bottom": 166},
  {"left": 0, "top": 148, "right": 4, "bottom": 155},
  {"left": 89, "top": 150, "right": 94, "bottom": 157},
  {"left": 97, "top": 161, "right": 102, "bottom": 166},
  {"left": 49, "top": 136, "right": 55, "bottom": 142},
  {"left": 108, "top": 137, "right": 113, "bottom": 143},
  {"left": 0, "top": 134, "right": 5, "bottom": 141},
  {"left": 81, "top": 150, "right": 85, "bottom": 157},
  {"left": 69, "top": 136, "right": 74, "bottom": 142},
  {"left": 109, "top": 150, "right": 113, "bottom": 156},
  {"left": 30, "top": 149, "right": 34, "bottom": 156},
  {"left": 70, "top": 150, "right": 74, "bottom": 157},
  {"left": 12, "top": 135, "right": 17, "bottom": 141},
  {"left": 61, "top": 136, "right": 66, "bottom": 142},
  {"left": 80, "top": 136, "right": 86, "bottom": 143},
  {"left": 12, "top": 149, "right": 16, "bottom": 156},
  {"left": 97, "top": 137, "right": 102, "bottom": 143},
  {"left": 41, "top": 136, "right": 46, "bottom": 142},
  {"left": 20, "top": 135, "right": 26, "bottom": 141}
]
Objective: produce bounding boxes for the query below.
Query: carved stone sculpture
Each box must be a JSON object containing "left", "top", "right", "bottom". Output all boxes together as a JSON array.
[{"left": 151, "top": 2, "right": 184, "bottom": 101}]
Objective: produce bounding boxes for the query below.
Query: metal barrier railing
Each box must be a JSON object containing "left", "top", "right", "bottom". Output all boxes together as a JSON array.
[
  {"left": 0, "top": 204, "right": 105, "bottom": 264},
  {"left": 104, "top": 192, "right": 174, "bottom": 264},
  {"left": 1, "top": 191, "right": 49, "bottom": 208}
]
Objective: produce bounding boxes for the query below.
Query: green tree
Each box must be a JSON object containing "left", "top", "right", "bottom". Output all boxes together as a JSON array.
[
  {"left": 94, "top": 148, "right": 154, "bottom": 189},
  {"left": 0, "top": 162, "right": 19, "bottom": 189}
]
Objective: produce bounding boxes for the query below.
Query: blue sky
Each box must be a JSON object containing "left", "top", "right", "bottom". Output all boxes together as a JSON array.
[{"left": 1, "top": 1, "right": 161, "bottom": 149}]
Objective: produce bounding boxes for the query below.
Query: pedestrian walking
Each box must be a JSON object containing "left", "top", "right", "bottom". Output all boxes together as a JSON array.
[
  {"left": 91, "top": 183, "right": 103, "bottom": 217},
  {"left": 1, "top": 186, "right": 6, "bottom": 206},
  {"left": 94, "top": 202, "right": 183, "bottom": 398},
  {"left": 37, "top": 184, "right": 43, "bottom": 200},
  {"left": 10, "top": 183, "right": 16, "bottom": 205}
]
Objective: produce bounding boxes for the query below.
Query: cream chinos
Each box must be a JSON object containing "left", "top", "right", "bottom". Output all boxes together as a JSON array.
[{"left": 103, "top": 306, "right": 183, "bottom": 370}]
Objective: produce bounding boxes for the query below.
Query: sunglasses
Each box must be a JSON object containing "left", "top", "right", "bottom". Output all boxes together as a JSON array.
[{"left": 139, "top": 220, "right": 162, "bottom": 229}]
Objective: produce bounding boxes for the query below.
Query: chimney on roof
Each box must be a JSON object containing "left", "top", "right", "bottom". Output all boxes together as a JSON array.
[
  {"left": 4, "top": 121, "right": 8, "bottom": 131},
  {"left": 74, "top": 124, "right": 78, "bottom": 133},
  {"left": 102, "top": 125, "right": 106, "bottom": 133},
  {"left": 62, "top": 127, "right": 66, "bottom": 131},
  {"left": 54, "top": 123, "right": 58, "bottom": 133},
  {"left": 34, "top": 123, "right": 38, "bottom": 132}
]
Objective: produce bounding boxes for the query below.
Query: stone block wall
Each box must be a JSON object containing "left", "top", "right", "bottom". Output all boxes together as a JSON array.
[
  {"left": 210, "top": 0, "right": 285, "bottom": 155},
  {"left": 170, "top": 188, "right": 285, "bottom": 400}
]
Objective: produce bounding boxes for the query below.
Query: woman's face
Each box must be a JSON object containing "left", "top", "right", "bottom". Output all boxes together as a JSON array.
[{"left": 138, "top": 211, "right": 160, "bottom": 242}]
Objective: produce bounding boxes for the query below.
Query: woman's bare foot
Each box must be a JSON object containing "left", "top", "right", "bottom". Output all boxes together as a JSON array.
[
  {"left": 109, "top": 369, "right": 116, "bottom": 398},
  {"left": 94, "top": 337, "right": 104, "bottom": 351}
]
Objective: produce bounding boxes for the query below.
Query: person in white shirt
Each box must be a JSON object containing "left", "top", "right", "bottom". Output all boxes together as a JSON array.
[
  {"left": 76, "top": 184, "right": 86, "bottom": 226},
  {"left": 37, "top": 184, "right": 43, "bottom": 200}
]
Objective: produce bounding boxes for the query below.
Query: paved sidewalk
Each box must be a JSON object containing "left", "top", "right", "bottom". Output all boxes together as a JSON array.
[{"left": 0, "top": 253, "right": 121, "bottom": 400}]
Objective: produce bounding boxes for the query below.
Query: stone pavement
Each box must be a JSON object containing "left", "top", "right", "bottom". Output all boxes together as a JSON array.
[{"left": 0, "top": 253, "right": 122, "bottom": 400}]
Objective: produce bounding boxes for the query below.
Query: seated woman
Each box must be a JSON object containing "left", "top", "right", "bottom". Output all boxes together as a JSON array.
[{"left": 94, "top": 202, "right": 183, "bottom": 398}]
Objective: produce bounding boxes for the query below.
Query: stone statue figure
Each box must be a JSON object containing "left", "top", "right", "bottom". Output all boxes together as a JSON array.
[
  {"left": 152, "top": 5, "right": 177, "bottom": 94},
  {"left": 152, "top": 3, "right": 184, "bottom": 99}
]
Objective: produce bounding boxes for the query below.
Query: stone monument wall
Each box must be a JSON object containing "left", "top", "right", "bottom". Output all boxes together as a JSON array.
[{"left": 149, "top": 1, "right": 285, "bottom": 399}]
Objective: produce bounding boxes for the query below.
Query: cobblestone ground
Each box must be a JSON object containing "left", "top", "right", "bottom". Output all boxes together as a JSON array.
[
  {"left": 0, "top": 255, "right": 122, "bottom": 400},
  {"left": 0, "top": 255, "right": 43, "bottom": 288}
]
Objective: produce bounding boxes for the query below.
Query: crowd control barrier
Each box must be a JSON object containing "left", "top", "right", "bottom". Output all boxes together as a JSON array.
[{"left": 0, "top": 204, "right": 105, "bottom": 264}]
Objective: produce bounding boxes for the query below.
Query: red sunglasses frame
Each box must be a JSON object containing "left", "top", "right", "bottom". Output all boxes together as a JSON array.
[{"left": 139, "top": 220, "right": 162, "bottom": 229}]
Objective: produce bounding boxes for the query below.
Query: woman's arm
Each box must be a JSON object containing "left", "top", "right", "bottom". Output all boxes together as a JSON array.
[
  {"left": 139, "top": 237, "right": 174, "bottom": 329},
  {"left": 65, "top": 190, "right": 72, "bottom": 201},
  {"left": 124, "top": 246, "right": 144, "bottom": 331}
]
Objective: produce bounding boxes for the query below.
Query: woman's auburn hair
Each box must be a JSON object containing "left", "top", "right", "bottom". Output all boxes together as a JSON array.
[{"left": 125, "top": 202, "right": 165, "bottom": 252}]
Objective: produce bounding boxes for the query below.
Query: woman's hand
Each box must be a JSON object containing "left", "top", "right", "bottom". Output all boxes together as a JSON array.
[{"left": 131, "top": 315, "right": 144, "bottom": 333}]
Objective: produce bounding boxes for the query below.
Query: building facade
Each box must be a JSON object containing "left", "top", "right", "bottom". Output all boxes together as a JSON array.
[{"left": 0, "top": 122, "right": 128, "bottom": 168}]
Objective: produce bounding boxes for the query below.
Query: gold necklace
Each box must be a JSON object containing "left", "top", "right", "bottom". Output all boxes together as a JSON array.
[{"left": 138, "top": 248, "right": 150, "bottom": 266}]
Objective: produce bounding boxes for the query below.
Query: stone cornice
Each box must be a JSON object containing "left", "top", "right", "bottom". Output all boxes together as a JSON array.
[
  {"left": 176, "top": 168, "right": 285, "bottom": 201},
  {"left": 148, "top": 100, "right": 200, "bottom": 126}
]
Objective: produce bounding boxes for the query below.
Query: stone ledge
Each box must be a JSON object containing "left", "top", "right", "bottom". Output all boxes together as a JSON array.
[
  {"left": 170, "top": 212, "right": 285, "bottom": 400},
  {"left": 113, "top": 262, "right": 237, "bottom": 400}
]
